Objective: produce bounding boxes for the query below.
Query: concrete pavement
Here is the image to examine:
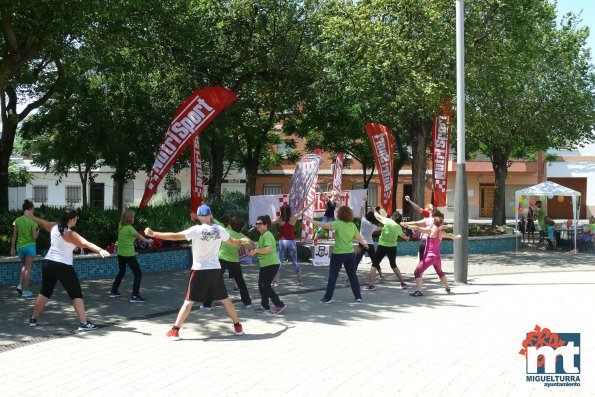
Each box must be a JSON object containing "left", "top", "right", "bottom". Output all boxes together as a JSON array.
[{"left": 0, "top": 248, "right": 594, "bottom": 396}]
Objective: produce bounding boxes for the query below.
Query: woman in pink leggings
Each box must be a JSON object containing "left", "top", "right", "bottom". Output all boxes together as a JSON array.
[{"left": 403, "top": 216, "right": 461, "bottom": 297}]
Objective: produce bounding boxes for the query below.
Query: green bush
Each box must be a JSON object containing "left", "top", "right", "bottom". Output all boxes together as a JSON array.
[{"left": 0, "top": 192, "right": 252, "bottom": 256}]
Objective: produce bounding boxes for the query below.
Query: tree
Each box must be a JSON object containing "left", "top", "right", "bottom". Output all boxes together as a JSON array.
[
  {"left": 0, "top": 1, "right": 92, "bottom": 210},
  {"left": 466, "top": 0, "right": 595, "bottom": 225}
]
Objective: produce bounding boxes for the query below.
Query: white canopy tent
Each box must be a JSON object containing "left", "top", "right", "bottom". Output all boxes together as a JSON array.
[{"left": 515, "top": 181, "right": 581, "bottom": 251}]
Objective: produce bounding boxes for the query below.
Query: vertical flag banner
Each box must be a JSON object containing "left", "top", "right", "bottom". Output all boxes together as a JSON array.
[
  {"left": 190, "top": 135, "right": 204, "bottom": 214},
  {"left": 140, "top": 87, "right": 237, "bottom": 208},
  {"left": 432, "top": 100, "right": 451, "bottom": 207},
  {"left": 332, "top": 152, "right": 344, "bottom": 193},
  {"left": 365, "top": 123, "right": 394, "bottom": 214},
  {"left": 288, "top": 151, "right": 323, "bottom": 241}
]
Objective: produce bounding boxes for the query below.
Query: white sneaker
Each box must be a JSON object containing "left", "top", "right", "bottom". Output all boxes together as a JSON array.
[{"left": 21, "top": 290, "right": 34, "bottom": 298}]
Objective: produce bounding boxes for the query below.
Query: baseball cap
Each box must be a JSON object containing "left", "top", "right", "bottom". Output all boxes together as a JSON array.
[{"left": 197, "top": 204, "right": 212, "bottom": 216}]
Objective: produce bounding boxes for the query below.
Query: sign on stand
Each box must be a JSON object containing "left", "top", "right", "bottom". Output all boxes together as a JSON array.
[{"left": 312, "top": 244, "right": 331, "bottom": 266}]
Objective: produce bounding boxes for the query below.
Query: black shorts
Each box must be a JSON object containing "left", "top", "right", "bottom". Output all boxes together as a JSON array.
[
  {"left": 40, "top": 259, "right": 83, "bottom": 300},
  {"left": 185, "top": 269, "right": 229, "bottom": 302}
]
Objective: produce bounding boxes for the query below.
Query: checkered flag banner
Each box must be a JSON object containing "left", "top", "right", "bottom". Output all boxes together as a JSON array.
[
  {"left": 288, "top": 153, "right": 322, "bottom": 213},
  {"left": 301, "top": 180, "right": 318, "bottom": 240}
]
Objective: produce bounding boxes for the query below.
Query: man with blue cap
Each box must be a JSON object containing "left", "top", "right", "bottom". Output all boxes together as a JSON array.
[{"left": 145, "top": 204, "right": 248, "bottom": 340}]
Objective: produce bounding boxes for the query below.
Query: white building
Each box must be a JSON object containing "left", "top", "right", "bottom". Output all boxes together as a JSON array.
[
  {"left": 8, "top": 158, "right": 246, "bottom": 210},
  {"left": 547, "top": 142, "right": 595, "bottom": 218}
]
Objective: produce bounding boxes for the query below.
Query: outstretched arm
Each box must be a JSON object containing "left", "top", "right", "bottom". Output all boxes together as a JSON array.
[
  {"left": 25, "top": 213, "right": 56, "bottom": 233},
  {"left": 291, "top": 200, "right": 314, "bottom": 223},
  {"left": 442, "top": 232, "right": 462, "bottom": 240},
  {"left": 303, "top": 215, "right": 332, "bottom": 230},
  {"left": 404, "top": 224, "right": 432, "bottom": 235},
  {"left": 404, "top": 195, "right": 423, "bottom": 214},
  {"left": 144, "top": 228, "right": 187, "bottom": 241},
  {"left": 63, "top": 231, "right": 110, "bottom": 258},
  {"left": 373, "top": 210, "right": 389, "bottom": 225}
]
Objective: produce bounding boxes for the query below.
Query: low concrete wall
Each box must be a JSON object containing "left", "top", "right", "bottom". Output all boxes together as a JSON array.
[
  {"left": 1, "top": 235, "right": 519, "bottom": 285},
  {"left": 0, "top": 248, "right": 192, "bottom": 286}
]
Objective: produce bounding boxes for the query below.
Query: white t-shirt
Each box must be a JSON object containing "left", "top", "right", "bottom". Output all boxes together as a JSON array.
[
  {"left": 420, "top": 217, "right": 434, "bottom": 240},
  {"left": 45, "top": 225, "right": 77, "bottom": 265},
  {"left": 359, "top": 218, "right": 377, "bottom": 245},
  {"left": 183, "top": 223, "right": 230, "bottom": 270}
]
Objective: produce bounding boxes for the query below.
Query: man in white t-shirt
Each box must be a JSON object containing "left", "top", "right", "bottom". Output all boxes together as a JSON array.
[{"left": 145, "top": 204, "right": 247, "bottom": 340}]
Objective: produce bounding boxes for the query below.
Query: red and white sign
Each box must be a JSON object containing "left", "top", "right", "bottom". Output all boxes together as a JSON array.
[
  {"left": 140, "top": 87, "right": 237, "bottom": 208},
  {"left": 432, "top": 102, "right": 451, "bottom": 207},
  {"left": 365, "top": 123, "right": 394, "bottom": 215},
  {"left": 332, "top": 152, "right": 344, "bottom": 193},
  {"left": 190, "top": 135, "right": 204, "bottom": 214}
]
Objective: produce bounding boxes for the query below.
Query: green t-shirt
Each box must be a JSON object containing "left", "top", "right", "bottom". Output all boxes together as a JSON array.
[
  {"left": 117, "top": 223, "right": 137, "bottom": 257},
  {"left": 219, "top": 227, "right": 246, "bottom": 262},
  {"left": 257, "top": 230, "right": 280, "bottom": 267},
  {"left": 12, "top": 216, "right": 38, "bottom": 249},
  {"left": 378, "top": 219, "right": 403, "bottom": 248},
  {"left": 330, "top": 220, "right": 358, "bottom": 254}
]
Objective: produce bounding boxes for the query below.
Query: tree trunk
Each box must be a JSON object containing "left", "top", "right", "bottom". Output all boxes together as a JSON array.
[
  {"left": 491, "top": 151, "right": 509, "bottom": 226},
  {"left": 391, "top": 130, "right": 409, "bottom": 215},
  {"left": 77, "top": 166, "right": 89, "bottom": 208},
  {"left": 245, "top": 157, "right": 259, "bottom": 197},
  {"left": 0, "top": 120, "right": 17, "bottom": 211},
  {"left": 409, "top": 119, "right": 432, "bottom": 221},
  {"left": 208, "top": 139, "right": 225, "bottom": 197}
]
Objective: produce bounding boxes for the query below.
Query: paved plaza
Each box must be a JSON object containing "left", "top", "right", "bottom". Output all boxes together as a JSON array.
[{"left": 0, "top": 249, "right": 594, "bottom": 396}]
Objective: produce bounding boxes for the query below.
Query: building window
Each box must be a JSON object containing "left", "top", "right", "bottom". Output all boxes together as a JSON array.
[
  {"left": 33, "top": 186, "right": 48, "bottom": 203},
  {"left": 352, "top": 183, "right": 378, "bottom": 207},
  {"left": 263, "top": 184, "right": 282, "bottom": 195},
  {"left": 65, "top": 185, "right": 82, "bottom": 205},
  {"left": 123, "top": 181, "right": 134, "bottom": 204}
]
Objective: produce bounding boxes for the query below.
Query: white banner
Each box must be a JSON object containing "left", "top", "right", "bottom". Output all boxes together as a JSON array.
[
  {"left": 312, "top": 244, "right": 331, "bottom": 266},
  {"left": 248, "top": 189, "right": 368, "bottom": 226}
]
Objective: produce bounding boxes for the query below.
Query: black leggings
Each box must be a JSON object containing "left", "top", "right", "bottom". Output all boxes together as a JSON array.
[
  {"left": 40, "top": 260, "right": 83, "bottom": 300},
  {"left": 355, "top": 244, "right": 380, "bottom": 271},
  {"left": 372, "top": 245, "right": 397, "bottom": 269},
  {"left": 258, "top": 264, "right": 283, "bottom": 310},
  {"left": 204, "top": 259, "right": 252, "bottom": 307},
  {"left": 112, "top": 255, "right": 142, "bottom": 296}
]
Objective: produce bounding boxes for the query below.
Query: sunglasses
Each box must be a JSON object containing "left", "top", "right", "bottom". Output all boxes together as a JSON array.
[{"left": 255, "top": 222, "right": 263, "bottom": 226}]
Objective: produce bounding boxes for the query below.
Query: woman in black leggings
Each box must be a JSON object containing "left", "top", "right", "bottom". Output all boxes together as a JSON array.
[{"left": 27, "top": 210, "right": 110, "bottom": 330}]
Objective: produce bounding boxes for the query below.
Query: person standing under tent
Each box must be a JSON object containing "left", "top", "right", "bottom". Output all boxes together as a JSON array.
[
  {"left": 402, "top": 216, "right": 461, "bottom": 297},
  {"left": 272, "top": 201, "right": 313, "bottom": 286},
  {"left": 304, "top": 206, "right": 368, "bottom": 304},
  {"left": 26, "top": 210, "right": 111, "bottom": 330},
  {"left": 145, "top": 204, "right": 247, "bottom": 340},
  {"left": 363, "top": 210, "right": 410, "bottom": 291},
  {"left": 11, "top": 200, "right": 39, "bottom": 298}
]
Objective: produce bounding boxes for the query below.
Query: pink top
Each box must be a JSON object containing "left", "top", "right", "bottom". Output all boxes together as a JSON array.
[
  {"left": 279, "top": 221, "right": 295, "bottom": 240},
  {"left": 423, "top": 228, "right": 443, "bottom": 257}
]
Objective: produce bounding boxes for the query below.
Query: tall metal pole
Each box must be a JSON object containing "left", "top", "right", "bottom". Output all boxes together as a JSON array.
[{"left": 454, "top": 0, "right": 469, "bottom": 283}]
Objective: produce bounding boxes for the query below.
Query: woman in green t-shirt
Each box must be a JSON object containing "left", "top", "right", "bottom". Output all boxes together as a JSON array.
[
  {"left": 249, "top": 215, "right": 287, "bottom": 314},
  {"left": 110, "top": 209, "right": 152, "bottom": 302},
  {"left": 304, "top": 206, "right": 369, "bottom": 303},
  {"left": 10, "top": 200, "right": 39, "bottom": 297}
]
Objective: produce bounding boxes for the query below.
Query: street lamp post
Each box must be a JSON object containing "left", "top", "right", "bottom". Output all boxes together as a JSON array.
[{"left": 454, "top": 0, "right": 469, "bottom": 283}]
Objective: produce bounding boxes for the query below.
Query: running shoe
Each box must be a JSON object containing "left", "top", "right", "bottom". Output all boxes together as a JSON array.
[
  {"left": 21, "top": 290, "right": 33, "bottom": 298},
  {"left": 232, "top": 288, "right": 241, "bottom": 293},
  {"left": 166, "top": 328, "right": 180, "bottom": 341},
  {"left": 109, "top": 291, "right": 121, "bottom": 298},
  {"left": 363, "top": 284, "right": 376, "bottom": 291},
  {"left": 244, "top": 304, "right": 253, "bottom": 310},
  {"left": 319, "top": 298, "right": 333, "bottom": 304},
  {"left": 29, "top": 317, "right": 37, "bottom": 327},
  {"left": 401, "top": 283, "right": 408, "bottom": 289},
  {"left": 130, "top": 295, "right": 146, "bottom": 303},
  {"left": 272, "top": 281, "right": 279, "bottom": 287},
  {"left": 410, "top": 290, "right": 424, "bottom": 297},
  {"left": 355, "top": 298, "right": 363, "bottom": 302},
  {"left": 271, "top": 304, "right": 287, "bottom": 315},
  {"left": 78, "top": 321, "right": 98, "bottom": 331},
  {"left": 200, "top": 305, "right": 212, "bottom": 311},
  {"left": 254, "top": 305, "right": 268, "bottom": 313},
  {"left": 445, "top": 287, "right": 451, "bottom": 293},
  {"left": 379, "top": 275, "right": 386, "bottom": 282},
  {"left": 16, "top": 283, "right": 22, "bottom": 295},
  {"left": 233, "top": 323, "right": 244, "bottom": 336}
]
